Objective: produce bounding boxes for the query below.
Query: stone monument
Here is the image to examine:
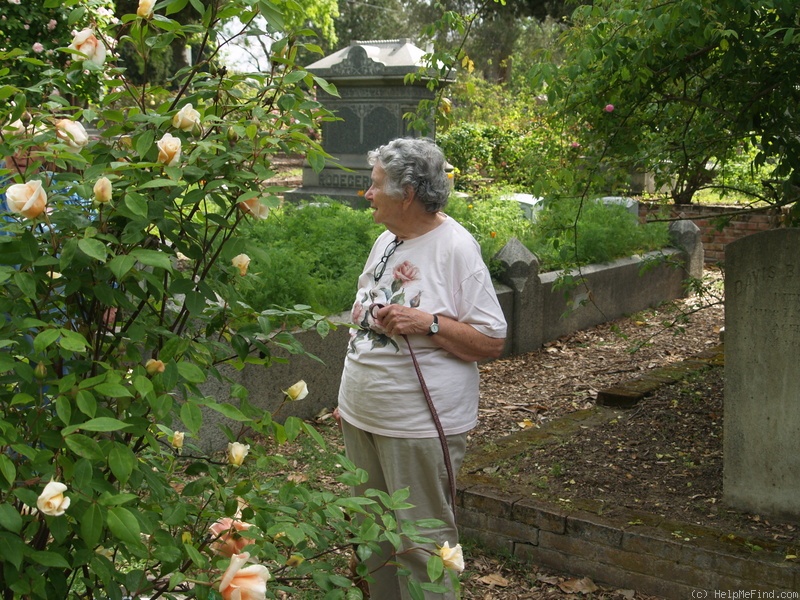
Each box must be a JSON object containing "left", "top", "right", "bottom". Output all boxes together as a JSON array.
[
  {"left": 285, "top": 39, "right": 450, "bottom": 206},
  {"left": 723, "top": 228, "right": 800, "bottom": 518}
]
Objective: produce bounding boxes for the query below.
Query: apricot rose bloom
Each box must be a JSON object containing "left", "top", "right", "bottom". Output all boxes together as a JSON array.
[
  {"left": 93, "top": 176, "right": 112, "bottom": 203},
  {"left": 172, "top": 103, "right": 201, "bottom": 132},
  {"left": 238, "top": 197, "right": 270, "bottom": 220},
  {"left": 209, "top": 517, "right": 253, "bottom": 557},
  {"left": 37, "top": 481, "right": 70, "bottom": 517},
  {"left": 55, "top": 119, "right": 89, "bottom": 151},
  {"left": 218, "top": 552, "right": 270, "bottom": 600},
  {"left": 69, "top": 29, "right": 106, "bottom": 66},
  {"left": 137, "top": 0, "right": 155, "bottom": 18},
  {"left": 284, "top": 380, "right": 309, "bottom": 401},
  {"left": 157, "top": 132, "right": 182, "bottom": 167},
  {"left": 227, "top": 442, "right": 249, "bottom": 467},
  {"left": 232, "top": 254, "right": 250, "bottom": 276},
  {"left": 5, "top": 180, "right": 48, "bottom": 219},
  {"left": 439, "top": 542, "right": 465, "bottom": 573},
  {"left": 145, "top": 358, "right": 165, "bottom": 375}
]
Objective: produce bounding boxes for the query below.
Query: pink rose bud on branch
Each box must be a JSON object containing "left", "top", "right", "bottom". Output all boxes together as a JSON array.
[
  {"left": 209, "top": 518, "right": 253, "bottom": 557},
  {"left": 604, "top": 104, "right": 615, "bottom": 113}
]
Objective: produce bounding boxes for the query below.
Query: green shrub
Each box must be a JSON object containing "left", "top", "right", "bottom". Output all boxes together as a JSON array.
[
  {"left": 522, "top": 197, "right": 671, "bottom": 270},
  {"left": 445, "top": 191, "right": 533, "bottom": 274},
  {"left": 238, "top": 192, "right": 670, "bottom": 315},
  {"left": 239, "top": 202, "right": 382, "bottom": 314}
]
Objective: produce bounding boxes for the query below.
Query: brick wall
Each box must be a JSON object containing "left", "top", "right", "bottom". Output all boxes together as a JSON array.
[
  {"left": 457, "top": 486, "right": 800, "bottom": 599},
  {"left": 640, "top": 203, "right": 780, "bottom": 265}
]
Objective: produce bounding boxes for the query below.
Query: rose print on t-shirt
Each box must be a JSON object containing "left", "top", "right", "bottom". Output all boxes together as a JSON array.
[{"left": 348, "top": 260, "right": 422, "bottom": 354}]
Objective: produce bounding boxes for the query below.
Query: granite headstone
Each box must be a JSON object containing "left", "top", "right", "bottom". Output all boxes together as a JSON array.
[
  {"left": 285, "top": 39, "right": 451, "bottom": 206},
  {"left": 724, "top": 228, "right": 800, "bottom": 518}
]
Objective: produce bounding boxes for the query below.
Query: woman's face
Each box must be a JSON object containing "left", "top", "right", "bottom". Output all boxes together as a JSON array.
[{"left": 365, "top": 164, "right": 403, "bottom": 230}]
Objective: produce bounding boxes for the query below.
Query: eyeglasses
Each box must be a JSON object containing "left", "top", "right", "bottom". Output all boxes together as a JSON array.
[{"left": 373, "top": 237, "right": 403, "bottom": 282}]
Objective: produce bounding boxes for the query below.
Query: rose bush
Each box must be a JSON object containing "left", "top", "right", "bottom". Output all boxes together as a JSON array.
[{"left": 0, "top": 0, "right": 459, "bottom": 598}]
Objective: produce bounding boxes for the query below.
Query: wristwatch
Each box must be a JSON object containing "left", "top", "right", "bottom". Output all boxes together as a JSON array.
[{"left": 427, "top": 314, "right": 439, "bottom": 336}]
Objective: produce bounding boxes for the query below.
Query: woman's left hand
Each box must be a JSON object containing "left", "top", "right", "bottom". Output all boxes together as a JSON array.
[
  {"left": 374, "top": 304, "right": 504, "bottom": 361},
  {"left": 373, "top": 304, "right": 431, "bottom": 337}
]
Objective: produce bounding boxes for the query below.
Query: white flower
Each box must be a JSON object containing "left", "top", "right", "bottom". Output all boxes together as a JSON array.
[
  {"left": 284, "top": 380, "right": 309, "bottom": 401},
  {"left": 439, "top": 542, "right": 465, "bottom": 573},
  {"left": 156, "top": 132, "right": 182, "bottom": 166},
  {"left": 68, "top": 29, "right": 106, "bottom": 66},
  {"left": 55, "top": 119, "right": 89, "bottom": 151},
  {"left": 37, "top": 481, "right": 70, "bottom": 516},
  {"left": 172, "top": 103, "right": 201, "bottom": 132},
  {"left": 172, "top": 431, "right": 184, "bottom": 449},
  {"left": 2, "top": 119, "right": 26, "bottom": 136},
  {"left": 231, "top": 253, "right": 250, "bottom": 276},
  {"left": 137, "top": 0, "right": 155, "bottom": 18},
  {"left": 93, "top": 176, "right": 112, "bottom": 203},
  {"left": 227, "top": 442, "right": 250, "bottom": 467},
  {"left": 5, "top": 180, "right": 48, "bottom": 219}
]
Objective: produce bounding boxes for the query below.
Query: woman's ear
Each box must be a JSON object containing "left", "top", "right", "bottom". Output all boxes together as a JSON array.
[{"left": 401, "top": 185, "right": 416, "bottom": 207}]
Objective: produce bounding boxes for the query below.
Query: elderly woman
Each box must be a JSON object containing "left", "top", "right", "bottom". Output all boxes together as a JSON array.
[{"left": 335, "top": 137, "right": 507, "bottom": 598}]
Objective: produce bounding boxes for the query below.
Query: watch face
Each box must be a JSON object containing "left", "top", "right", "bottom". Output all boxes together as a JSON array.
[{"left": 429, "top": 316, "right": 439, "bottom": 335}]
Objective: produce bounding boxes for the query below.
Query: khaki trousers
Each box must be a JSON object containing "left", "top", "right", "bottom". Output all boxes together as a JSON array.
[{"left": 341, "top": 419, "right": 467, "bottom": 600}]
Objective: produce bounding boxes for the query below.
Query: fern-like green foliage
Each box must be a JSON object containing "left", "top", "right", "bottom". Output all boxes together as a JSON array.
[
  {"left": 523, "top": 197, "right": 670, "bottom": 271},
  {"left": 239, "top": 202, "right": 383, "bottom": 314},
  {"left": 238, "top": 193, "right": 669, "bottom": 315},
  {"left": 445, "top": 191, "right": 534, "bottom": 276}
]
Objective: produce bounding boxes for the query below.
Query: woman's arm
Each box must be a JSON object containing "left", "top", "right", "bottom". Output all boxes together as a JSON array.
[{"left": 374, "top": 304, "right": 505, "bottom": 362}]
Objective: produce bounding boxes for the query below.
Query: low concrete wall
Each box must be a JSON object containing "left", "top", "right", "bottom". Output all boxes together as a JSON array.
[
  {"left": 198, "top": 220, "right": 703, "bottom": 451},
  {"left": 492, "top": 220, "right": 703, "bottom": 355}
]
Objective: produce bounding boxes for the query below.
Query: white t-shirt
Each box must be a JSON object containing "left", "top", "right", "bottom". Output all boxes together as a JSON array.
[{"left": 337, "top": 215, "right": 507, "bottom": 438}]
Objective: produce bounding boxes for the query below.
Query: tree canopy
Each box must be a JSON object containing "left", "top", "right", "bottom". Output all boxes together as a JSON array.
[{"left": 542, "top": 0, "right": 800, "bottom": 208}]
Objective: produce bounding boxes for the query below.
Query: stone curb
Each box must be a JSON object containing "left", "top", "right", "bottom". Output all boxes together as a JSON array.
[{"left": 458, "top": 346, "right": 800, "bottom": 599}]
